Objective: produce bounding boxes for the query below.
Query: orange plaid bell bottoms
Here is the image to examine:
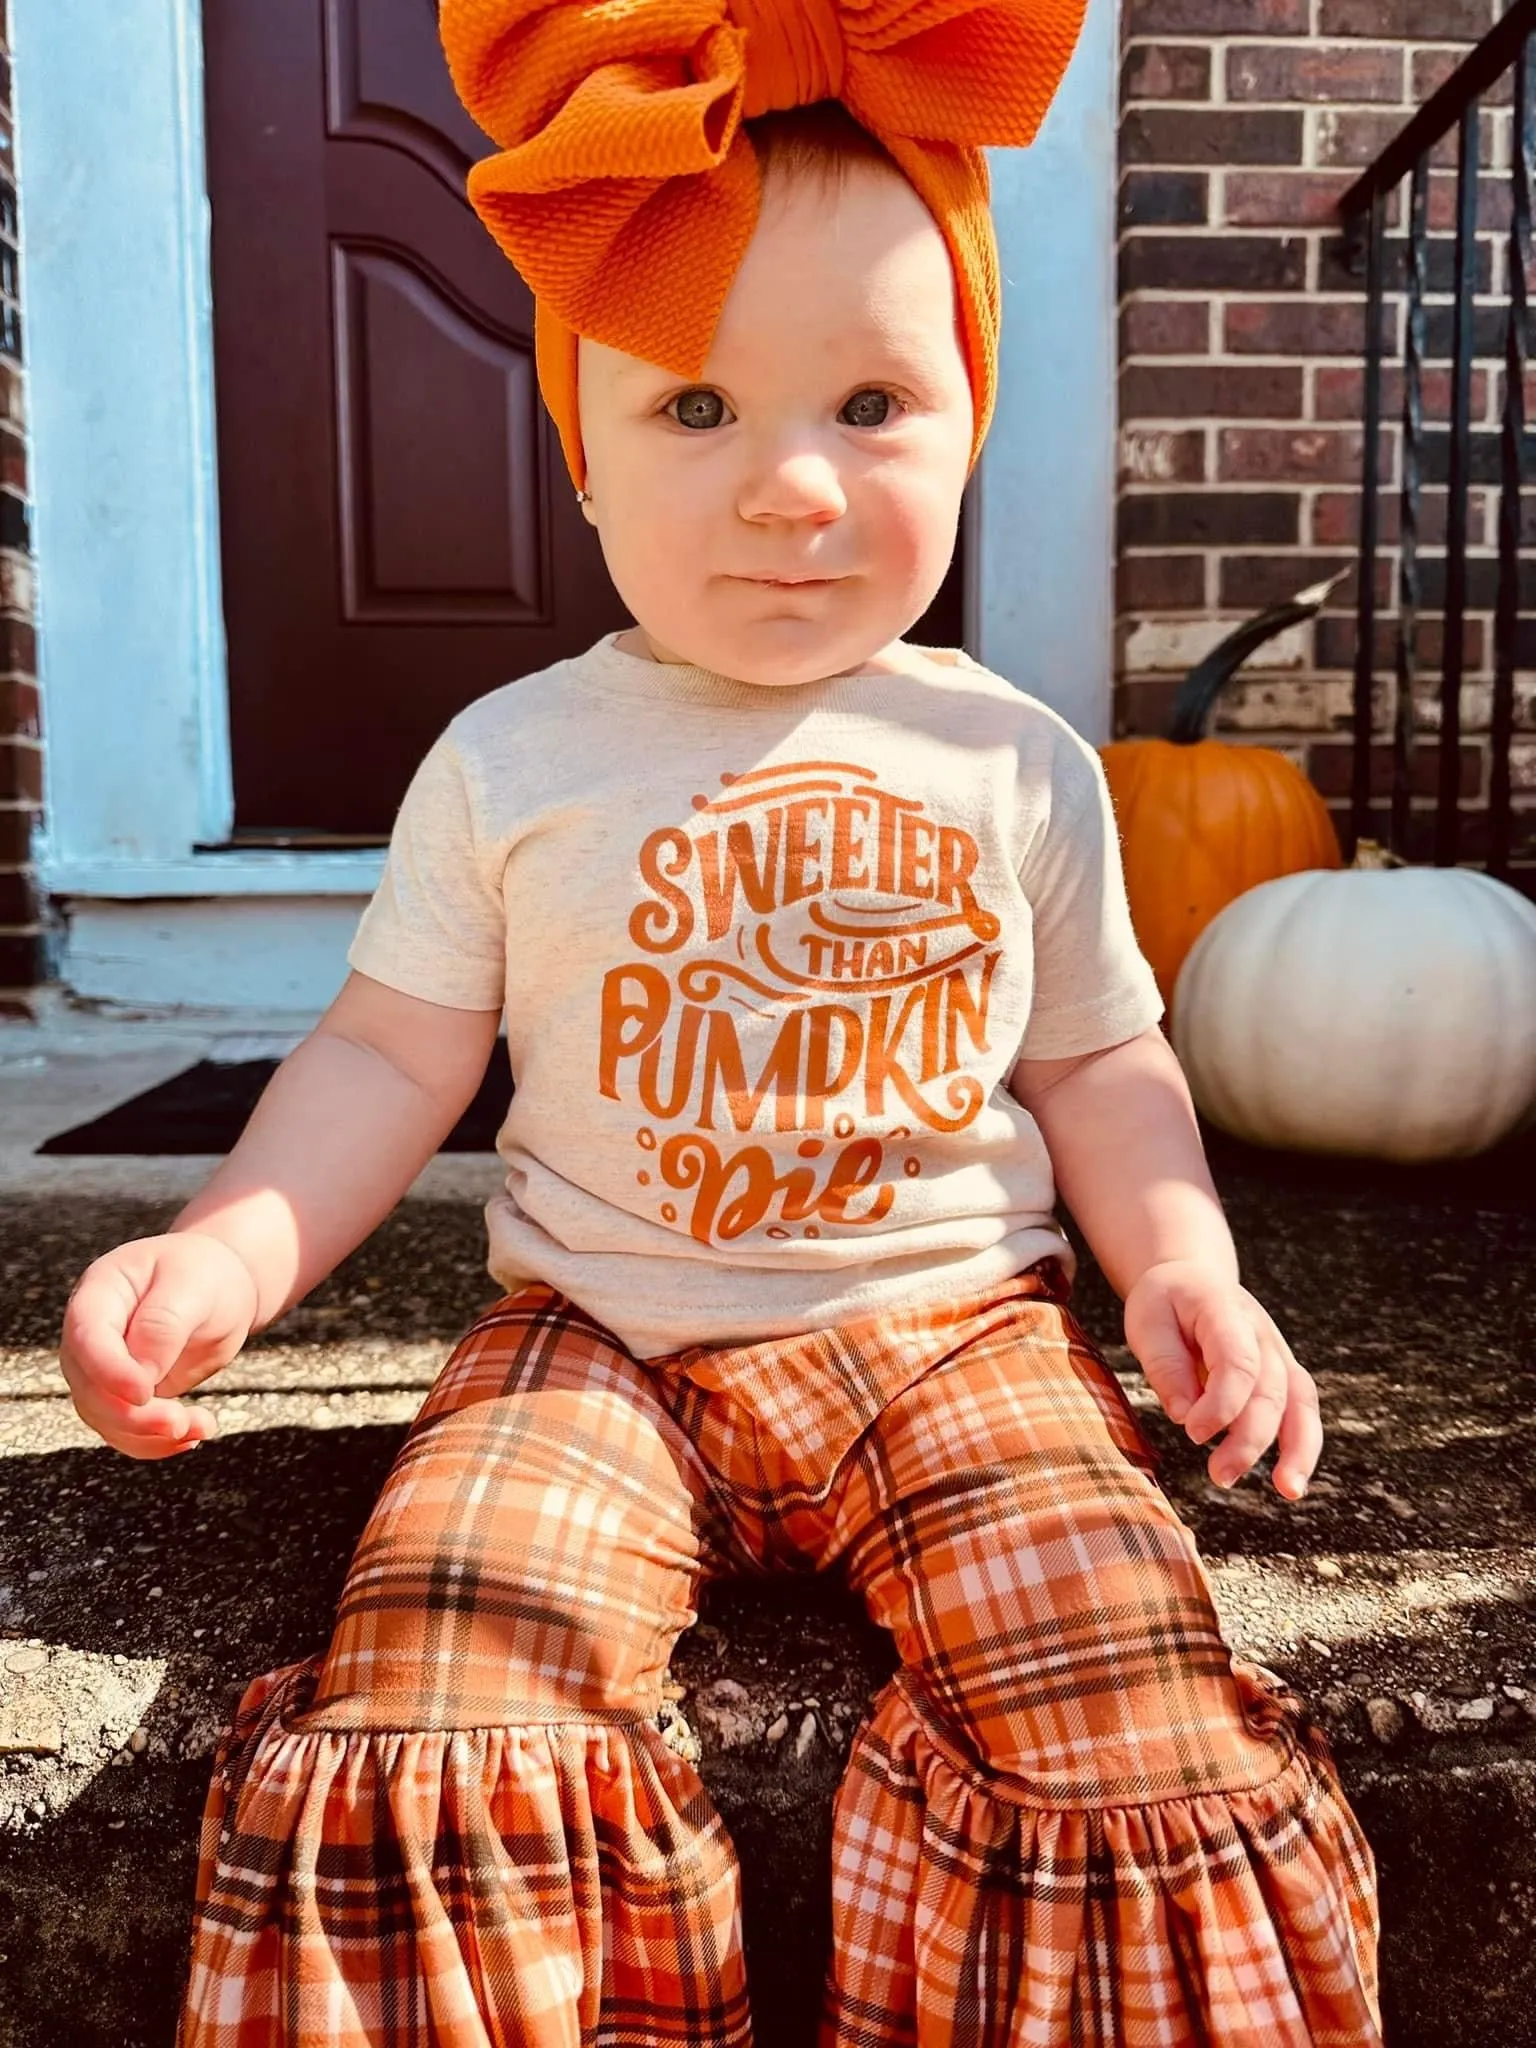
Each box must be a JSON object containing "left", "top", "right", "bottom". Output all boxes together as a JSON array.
[{"left": 178, "top": 1261, "right": 1380, "bottom": 2047}]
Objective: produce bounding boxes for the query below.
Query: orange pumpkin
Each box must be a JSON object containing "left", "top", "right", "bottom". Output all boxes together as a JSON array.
[{"left": 1101, "top": 576, "right": 1345, "bottom": 1016}]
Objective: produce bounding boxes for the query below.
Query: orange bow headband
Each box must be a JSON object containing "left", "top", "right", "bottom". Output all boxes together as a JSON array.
[{"left": 439, "top": 0, "right": 1089, "bottom": 495}]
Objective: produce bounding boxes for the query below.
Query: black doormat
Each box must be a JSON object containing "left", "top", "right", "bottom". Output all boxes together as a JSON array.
[
  {"left": 37, "top": 1056, "right": 513, "bottom": 1155},
  {"left": 33, "top": 1053, "right": 1536, "bottom": 1214}
]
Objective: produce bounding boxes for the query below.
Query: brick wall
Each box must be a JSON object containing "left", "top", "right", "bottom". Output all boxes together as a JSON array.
[
  {"left": 0, "top": 0, "right": 39, "bottom": 1011},
  {"left": 1116, "top": 0, "right": 1535, "bottom": 876}
]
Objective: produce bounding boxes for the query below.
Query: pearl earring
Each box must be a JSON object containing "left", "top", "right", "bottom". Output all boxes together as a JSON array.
[{"left": 576, "top": 489, "right": 593, "bottom": 504}]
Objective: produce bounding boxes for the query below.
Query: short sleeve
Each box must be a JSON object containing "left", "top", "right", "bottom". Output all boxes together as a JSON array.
[
  {"left": 345, "top": 729, "right": 507, "bottom": 1011},
  {"left": 1013, "top": 733, "right": 1165, "bottom": 1061}
]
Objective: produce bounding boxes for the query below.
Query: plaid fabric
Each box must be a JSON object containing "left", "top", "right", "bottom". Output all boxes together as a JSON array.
[{"left": 178, "top": 1264, "right": 1380, "bottom": 2047}]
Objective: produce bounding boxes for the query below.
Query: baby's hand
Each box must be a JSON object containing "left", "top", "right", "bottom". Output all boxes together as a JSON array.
[
  {"left": 1122, "top": 1260, "right": 1321, "bottom": 1501},
  {"left": 58, "top": 1233, "right": 259, "bottom": 1459}
]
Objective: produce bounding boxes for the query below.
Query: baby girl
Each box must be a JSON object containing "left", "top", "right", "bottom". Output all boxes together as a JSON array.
[{"left": 58, "top": 1, "right": 1380, "bottom": 2039}]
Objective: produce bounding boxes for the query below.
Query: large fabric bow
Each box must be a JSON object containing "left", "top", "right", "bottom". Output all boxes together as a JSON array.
[{"left": 439, "top": 0, "right": 1090, "bottom": 490}]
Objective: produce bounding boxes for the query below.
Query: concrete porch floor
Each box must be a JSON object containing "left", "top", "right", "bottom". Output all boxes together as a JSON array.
[{"left": 0, "top": 999, "right": 1533, "bottom": 2045}]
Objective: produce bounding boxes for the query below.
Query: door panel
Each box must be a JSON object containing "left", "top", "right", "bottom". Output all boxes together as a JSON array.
[
  {"left": 333, "top": 246, "right": 541, "bottom": 620},
  {"left": 203, "top": 0, "right": 965, "bottom": 838},
  {"left": 323, "top": 0, "right": 491, "bottom": 198}
]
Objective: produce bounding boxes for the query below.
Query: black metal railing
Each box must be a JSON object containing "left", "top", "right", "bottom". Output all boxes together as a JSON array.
[{"left": 1339, "top": 0, "right": 1534, "bottom": 883}]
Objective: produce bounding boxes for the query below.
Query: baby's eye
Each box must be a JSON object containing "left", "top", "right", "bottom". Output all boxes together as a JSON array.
[
  {"left": 663, "top": 388, "right": 909, "bottom": 431},
  {"left": 670, "top": 389, "right": 729, "bottom": 431},
  {"left": 842, "top": 389, "right": 904, "bottom": 429}
]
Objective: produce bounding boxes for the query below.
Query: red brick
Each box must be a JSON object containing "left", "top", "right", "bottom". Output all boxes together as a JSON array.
[
  {"left": 1314, "top": 612, "right": 1482, "bottom": 673},
  {"left": 1125, "top": 0, "right": 1309, "bottom": 29},
  {"left": 1314, "top": 363, "right": 1489, "bottom": 421},
  {"left": 1120, "top": 426, "right": 1209, "bottom": 482},
  {"left": 1333, "top": 483, "right": 1468, "bottom": 548},
  {"left": 1312, "top": 490, "right": 1367, "bottom": 547},
  {"left": 1219, "top": 426, "right": 1367, "bottom": 483},
  {"left": 0, "top": 425, "right": 22, "bottom": 496},
  {"left": 1224, "top": 170, "right": 1370, "bottom": 226},
  {"left": 1219, "top": 552, "right": 1382, "bottom": 608},
  {"left": 1226, "top": 44, "right": 1404, "bottom": 104},
  {"left": 1413, "top": 46, "right": 1511, "bottom": 104},
  {"left": 1313, "top": 366, "right": 1373, "bottom": 421},
  {"left": 1119, "top": 490, "right": 1300, "bottom": 546},
  {"left": 0, "top": 675, "right": 38, "bottom": 738},
  {"left": 0, "top": 740, "right": 39, "bottom": 802},
  {"left": 1121, "top": 233, "right": 1306, "bottom": 292},
  {"left": 0, "top": 932, "right": 45, "bottom": 988},
  {"left": 1417, "top": 419, "right": 1531, "bottom": 489},
  {"left": 1308, "top": 739, "right": 1482, "bottom": 798},
  {"left": 1114, "top": 676, "right": 1187, "bottom": 735},
  {"left": 1224, "top": 298, "right": 1379, "bottom": 355},
  {"left": 1318, "top": 105, "right": 1498, "bottom": 171},
  {"left": 1121, "top": 108, "right": 1304, "bottom": 168},
  {"left": 1123, "top": 44, "right": 1212, "bottom": 99},
  {"left": 1315, "top": 227, "right": 1493, "bottom": 298},
  {"left": 1120, "top": 169, "right": 1209, "bottom": 228},
  {"left": 1315, "top": 108, "right": 1411, "bottom": 169},
  {"left": 1417, "top": 552, "right": 1536, "bottom": 612},
  {"left": 1120, "top": 300, "right": 1211, "bottom": 355},
  {"left": 0, "top": 616, "right": 35, "bottom": 676},
  {"left": 1422, "top": 301, "right": 1508, "bottom": 363},
  {"left": 1426, "top": 168, "right": 1512, "bottom": 233},
  {"left": 0, "top": 806, "right": 36, "bottom": 864},
  {"left": 1317, "top": 0, "right": 1491, "bottom": 34},
  {"left": 1117, "top": 555, "right": 1208, "bottom": 610},
  {"left": 0, "top": 867, "right": 35, "bottom": 923},
  {"left": 1122, "top": 362, "right": 1306, "bottom": 418}
]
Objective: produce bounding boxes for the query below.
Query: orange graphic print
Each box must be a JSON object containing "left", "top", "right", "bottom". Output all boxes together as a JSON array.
[{"left": 598, "top": 762, "right": 1004, "bottom": 1246}]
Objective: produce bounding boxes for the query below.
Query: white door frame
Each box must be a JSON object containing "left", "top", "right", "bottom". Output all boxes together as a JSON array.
[{"left": 12, "top": 0, "right": 1118, "bottom": 1007}]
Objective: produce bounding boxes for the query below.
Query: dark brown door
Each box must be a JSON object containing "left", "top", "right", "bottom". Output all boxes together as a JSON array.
[{"left": 202, "top": 0, "right": 965, "bottom": 838}]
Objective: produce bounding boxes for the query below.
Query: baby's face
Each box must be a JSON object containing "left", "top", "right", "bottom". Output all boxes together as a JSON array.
[{"left": 576, "top": 158, "right": 974, "bottom": 685}]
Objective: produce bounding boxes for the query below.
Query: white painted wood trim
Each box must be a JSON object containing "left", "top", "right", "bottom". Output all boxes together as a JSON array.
[
  {"left": 975, "top": 0, "right": 1120, "bottom": 746},
  {"left": 43, "top": 853, "right": 386, "bottom": 899},
  {"left": 13, "top": 0, "right": 233, "bottom": 885}
]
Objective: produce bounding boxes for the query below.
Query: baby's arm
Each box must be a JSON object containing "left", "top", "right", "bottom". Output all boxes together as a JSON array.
[
  {"left": 58, "top": 971, "right": 501, "bottom": 1455},
  {"left": 1009, "top": 1028, "right": 1322, "bottom": 1500}
]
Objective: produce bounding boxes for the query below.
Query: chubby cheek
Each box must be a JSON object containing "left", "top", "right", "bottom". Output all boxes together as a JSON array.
[
  {"left": 865, "top": 476, "right": 954, "bottom": 596},
  {"left": 595, "top": 476, "right": 713, "bottom": 617}
]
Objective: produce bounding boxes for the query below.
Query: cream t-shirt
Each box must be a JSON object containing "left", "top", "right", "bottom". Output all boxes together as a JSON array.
[{"left": 345, "top": 631, "right": 1164, "bottom": 1357}]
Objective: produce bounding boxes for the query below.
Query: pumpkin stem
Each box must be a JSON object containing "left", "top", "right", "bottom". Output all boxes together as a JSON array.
[
  {"left": 1351, "top": 837, "right": 1408, "bottom": 870},
  {"left": 1166, "top": 567, "right": 1353, "bottom": 745}
]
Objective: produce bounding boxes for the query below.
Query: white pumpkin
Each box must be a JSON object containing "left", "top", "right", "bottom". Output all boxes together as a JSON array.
[{"left": 1170, "top": 843, "right": 1536, "bottom": 1161}]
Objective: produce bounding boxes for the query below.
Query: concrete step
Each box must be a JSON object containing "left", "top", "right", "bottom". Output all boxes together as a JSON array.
[{"left": 1, "top": 1174, "right": 1533, "bottom": 2047}]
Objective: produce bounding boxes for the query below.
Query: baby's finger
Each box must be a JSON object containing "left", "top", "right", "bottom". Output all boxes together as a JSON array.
[
  {"left": 1180, "top": 1305, "right": 1265, "bottom": 1443},
  {"left": 1123, "top": 1292, "right": 1205, "bottom": 1424},
  {"left": 59, "top": 1269, "right": 158, "bottom": 1408},
  {"left": 67, "top": 1376, "right": 218, "bottom": 1456},
  {"left": 1206, "top": 1345, "right": 1290, "bottom": 1488},
  {"left": 124, "top": 1287, "right": 206, "bottom": 1381},
  {"left": 1271, "top": 1362, "right": 1324, "bottom": 1501},
  {"left": 99, "top": 1416, "right": 212, "bottom": 1463}
]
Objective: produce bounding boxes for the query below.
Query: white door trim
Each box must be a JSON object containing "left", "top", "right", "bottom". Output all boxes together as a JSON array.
[
  {"left": 14, "top": 0, "right": 235, "bottom": 886},
  {"left": 976, "top": 0, "right": 1120, "bottom": 747}
]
